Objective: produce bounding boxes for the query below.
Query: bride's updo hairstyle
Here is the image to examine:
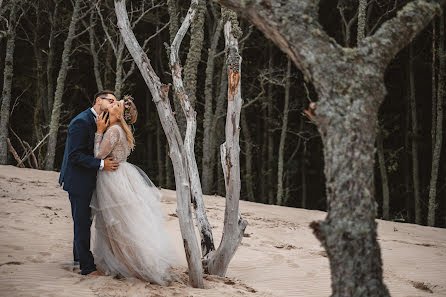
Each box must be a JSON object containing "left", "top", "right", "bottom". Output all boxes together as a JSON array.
[{"left": 120, "top": 95, "right": 138, "bottom": 150}]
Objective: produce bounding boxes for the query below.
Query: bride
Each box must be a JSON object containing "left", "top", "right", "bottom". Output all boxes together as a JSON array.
[{"left": 91, "top": 95, "right": 177, "bottom": 285}]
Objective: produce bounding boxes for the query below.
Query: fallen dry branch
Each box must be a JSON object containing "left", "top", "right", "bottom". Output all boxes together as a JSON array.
[
  {"left": 17, "top": 133, "right": 49, "bottom": 168},
  {"left": 6, "top": 138, "right": 24, "bottom": 168}
]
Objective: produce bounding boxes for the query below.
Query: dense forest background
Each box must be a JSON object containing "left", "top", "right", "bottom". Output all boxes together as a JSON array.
[{"left": 1, "top": 0, "right": 445, "bottom": 227}]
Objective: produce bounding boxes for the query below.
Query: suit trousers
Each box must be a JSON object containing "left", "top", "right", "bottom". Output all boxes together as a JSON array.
[{"left": 69, "top": 193, "right": 96, "bottom": 275}]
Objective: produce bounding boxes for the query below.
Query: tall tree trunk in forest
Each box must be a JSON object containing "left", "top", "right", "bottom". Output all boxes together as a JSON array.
[
  {"left": 267, "top": 46, "right": 274, "bottom": 204},
  {"left": 30, "top": 0, "right": 45, "bottom": 146},
  {"left": 45, "top": 1, "right": 59, "bottom": 122},
  {"left": 241, "top": 112, "right": 255, "bottom": 202},
  {"left": 428, "top": 15, "right": 444, "bottom": 226},
  {"left": 259, "top": 100, "right": 267, "bottom": 203},
  {"left": 168, "top": 1, "right": 216, "bottom": 259},
  {"left": 0, "top": 0, "right": 18, "bottom": 165},
  {"left": 276, "top": 57, "right": 291, "bottom": 205},
  {"left": 301, "top": 144, "right": 307, "bottom": 208},
  {"left": 431, "top": 20, "right": 437, "bottom": 158},
  {"left": 377, "top": 127, "right": 390, "bottom": 219},
  {"left": 216, "top": 0, "right": 442, "bottom": 295},
  {"left": 45, "top": 0, "right": 82, "bottom": 170},
  {"left": 409, "top": 44, "right": 422, "bottom": 225},
  {"left": 87, "top": 10, "right": 104, "bottom": 92},
  {"left": 202, "top": 18, "right": 224, "bottom": 194}
]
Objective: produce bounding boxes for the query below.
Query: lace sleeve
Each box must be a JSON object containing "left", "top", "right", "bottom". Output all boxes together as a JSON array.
[{"left": 94, "top": 125, "right": 121, "bottom": 159}]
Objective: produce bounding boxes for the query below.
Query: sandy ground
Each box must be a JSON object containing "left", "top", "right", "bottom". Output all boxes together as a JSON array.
[{"left": 0, "top": 165, "right": 445, "bottom": 297}]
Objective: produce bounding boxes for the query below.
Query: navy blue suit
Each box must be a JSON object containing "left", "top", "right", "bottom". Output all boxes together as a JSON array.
[{"left": 59, "top": 108, "right": 101, "bottom": 275}]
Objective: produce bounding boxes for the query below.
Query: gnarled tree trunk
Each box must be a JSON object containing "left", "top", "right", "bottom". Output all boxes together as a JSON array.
[{"left": 215, "top": 0, "right": 443, "bottom": 295}]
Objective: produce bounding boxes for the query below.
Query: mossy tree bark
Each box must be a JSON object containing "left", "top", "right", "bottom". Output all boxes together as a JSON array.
[{"left": 215, "top": 0, "right": 443, "bottom": 295}]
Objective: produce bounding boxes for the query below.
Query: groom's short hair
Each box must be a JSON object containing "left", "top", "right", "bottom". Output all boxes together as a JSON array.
[{"left": 93, "top": 90, "right": 116, "bottom": 105}]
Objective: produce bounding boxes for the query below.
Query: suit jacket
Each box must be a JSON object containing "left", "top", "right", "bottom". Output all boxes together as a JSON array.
[{"left": 59, "top": 108, "right": 101, "bottom": 197}]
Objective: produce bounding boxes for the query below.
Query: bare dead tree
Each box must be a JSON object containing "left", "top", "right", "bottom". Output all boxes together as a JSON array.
[
  {"left": 202, "top": 8, "right": 247, "bottom": 276},
  {"left": 115, "top": 0, "right": 204, "bottom": 287},
  {"left": 168, "top": 0, "right": 215, "bottom": 259},
  {"left": 115, "top": 0, "right": 247, "bottom": 284},
  {"left": 215, "top": 0, "right": 444, "bottom": 296}
]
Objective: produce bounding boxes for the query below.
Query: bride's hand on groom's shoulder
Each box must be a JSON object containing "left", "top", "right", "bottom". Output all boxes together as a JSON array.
[{"left": 97, "top": 112, "right": 110, "bottom": 134}]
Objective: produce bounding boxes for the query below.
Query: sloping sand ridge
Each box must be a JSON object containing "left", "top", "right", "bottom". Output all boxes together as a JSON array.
[{"left": 1, "top": 165, "right": 445, "bottom": 296}]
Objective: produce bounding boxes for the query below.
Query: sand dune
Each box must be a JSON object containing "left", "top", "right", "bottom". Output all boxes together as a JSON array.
[{"left": 1, "top": 165, "right": 445, "bottom": 296}]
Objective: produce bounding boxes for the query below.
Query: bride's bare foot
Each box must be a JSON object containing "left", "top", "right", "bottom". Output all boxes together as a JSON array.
[{"left": 88, "top": 270, "right": 105, "bottom": 276}]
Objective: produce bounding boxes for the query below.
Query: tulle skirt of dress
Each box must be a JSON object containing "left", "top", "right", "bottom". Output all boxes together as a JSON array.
[{"left": 91, "top": 162, "right": 177, "bottom": 285}]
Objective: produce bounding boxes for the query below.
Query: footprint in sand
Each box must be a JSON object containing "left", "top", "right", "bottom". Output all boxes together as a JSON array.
[
  {"left": 26, "top": 255, "right": 45, "bottom": 263},
  {"left": 2, "top": 244, "right": 24, "bottom": 251}
]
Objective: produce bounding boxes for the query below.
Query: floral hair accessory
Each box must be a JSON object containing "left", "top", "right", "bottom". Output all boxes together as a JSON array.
[{"left": 122, "top": 95, "right": 135, "bottom": 124}]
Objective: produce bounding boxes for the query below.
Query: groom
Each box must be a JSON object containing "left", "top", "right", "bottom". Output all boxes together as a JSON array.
[{"left": 59, "top": 90, "right": 119, "bottom": 276}]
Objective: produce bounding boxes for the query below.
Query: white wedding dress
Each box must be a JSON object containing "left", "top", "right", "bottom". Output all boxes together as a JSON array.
[{"left": 90, "top": 124, "right": 177, "bottom": 285}]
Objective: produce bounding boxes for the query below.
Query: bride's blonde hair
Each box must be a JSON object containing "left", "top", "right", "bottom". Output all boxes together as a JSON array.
[{"left": 120, "top": 95, "right": 137, "bottom": 150}]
